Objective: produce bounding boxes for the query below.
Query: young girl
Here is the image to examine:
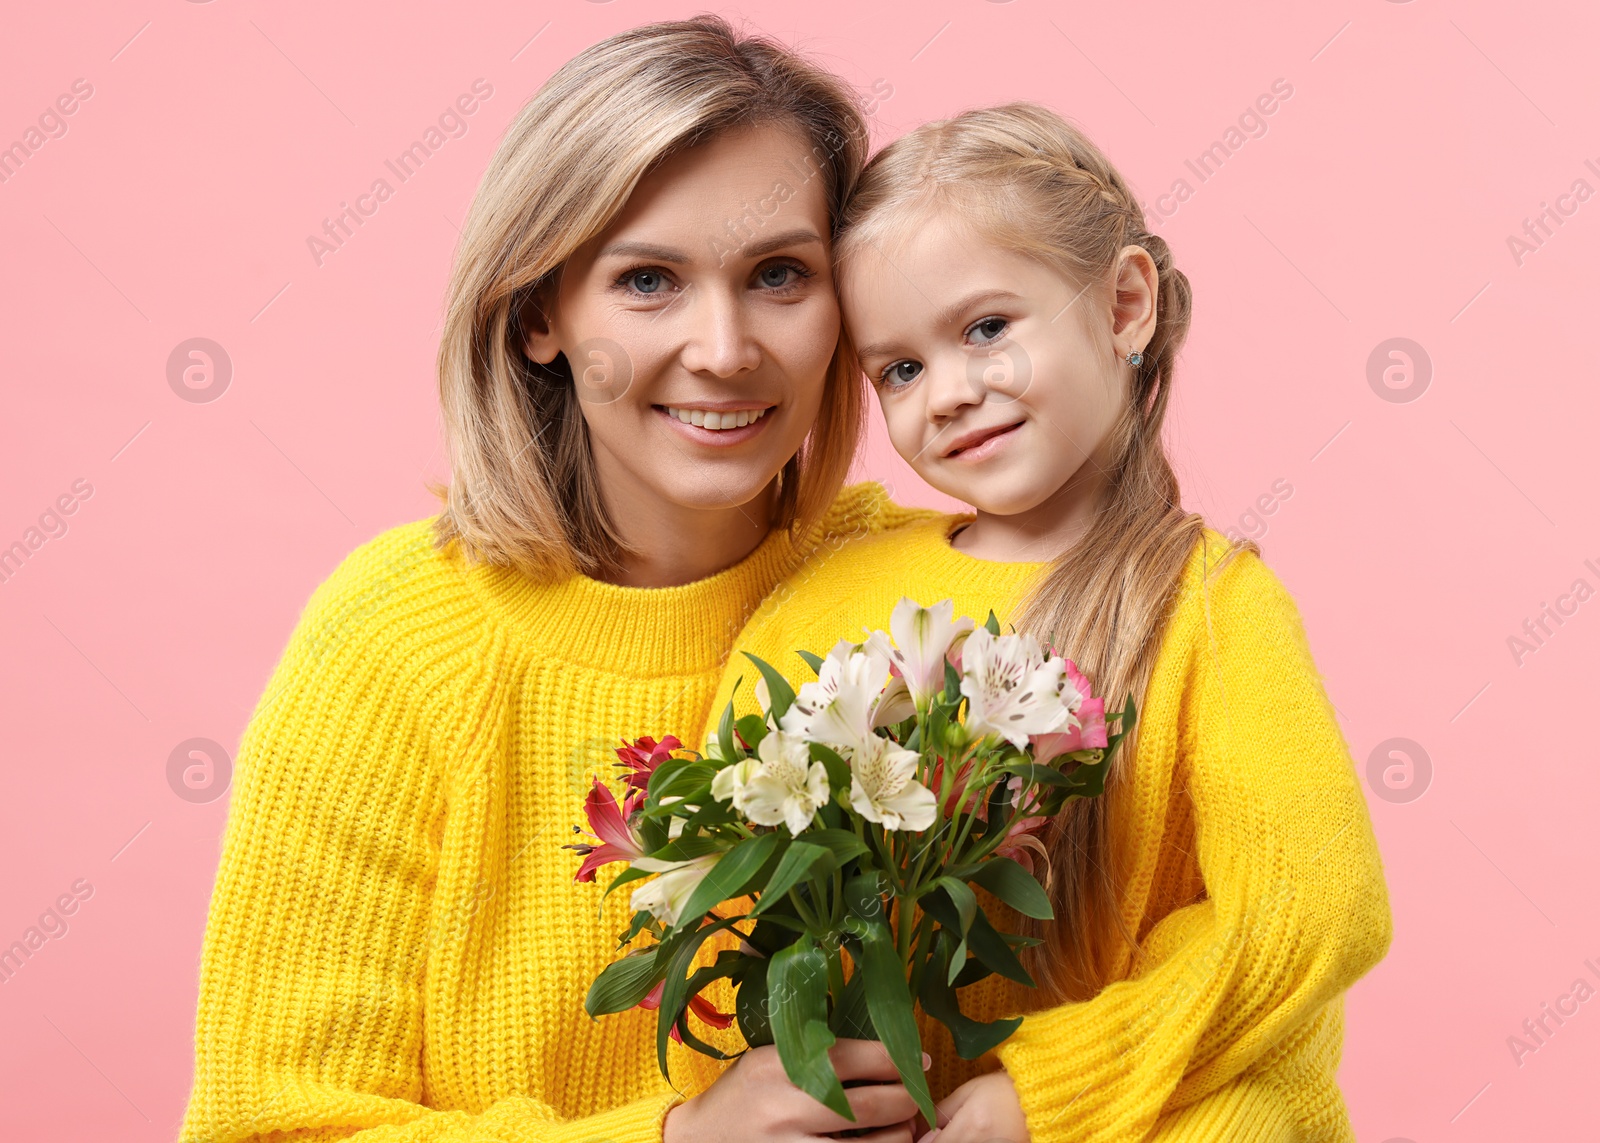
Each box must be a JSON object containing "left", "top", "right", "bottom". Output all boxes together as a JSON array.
[{"left": 690, "top": 103, "right": 1394, "bottom": 1142}]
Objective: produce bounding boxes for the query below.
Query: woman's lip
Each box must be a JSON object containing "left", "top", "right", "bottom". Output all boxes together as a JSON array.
[
  {"left": 942, "top": 421, "right": 1024, "bottom": 460},
  {"left": 655, "top": 404, "right": 775, "bottom": 447}
]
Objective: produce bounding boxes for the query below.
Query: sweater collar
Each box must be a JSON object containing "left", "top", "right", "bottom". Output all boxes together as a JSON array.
[{"left": 460, "top": 523, "right": 802, "bottom": 674}]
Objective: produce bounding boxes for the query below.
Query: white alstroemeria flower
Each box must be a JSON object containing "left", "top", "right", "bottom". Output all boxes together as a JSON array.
[
  {"left": 629, "top": 853, "right": 720, "bottom": 926},
  {"left": 710, "top": 756, "right": 760, "bottom": 804},
  {"left": 781, "top": 639, "right": 894, "bottom": 751},
  {"left": 849, "top": 733, "right": 937, "bottom": 832},
  {"left": 738, "top": 729, "right": 830, "bottom": 835},
  {"left": 862, "top": 630, "right": 916, "bottom": 728},
  {"left": 959, "top": 626, "right": 1074, "bottom": 750},
  {"left": 888, "top": 598, "right": 974, "bottom": 706}
]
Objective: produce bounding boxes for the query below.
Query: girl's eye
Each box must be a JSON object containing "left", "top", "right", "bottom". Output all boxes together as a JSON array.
[
  {"left": 880, "top": 360, "right": 924, "bottom": 388},
  {"left": 624, "top": 269, "right": 667, "bottom": 294},
  {"left": 967, "top": 316, "right": 1008, "bottom": 345}
]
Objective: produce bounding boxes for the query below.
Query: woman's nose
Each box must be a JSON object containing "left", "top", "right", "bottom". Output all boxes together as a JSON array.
[{"left": 679, "top": 287, "right": 761, "bottom": 378}]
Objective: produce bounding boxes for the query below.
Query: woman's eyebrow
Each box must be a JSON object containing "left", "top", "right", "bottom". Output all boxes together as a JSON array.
[
  {"left": 597, "top": 229, "right": 823, "bottom": 266},
  {"left": 739, "top": 228, "right": 825, "bottom": 259},
  {"left": 596, "top": 240, "right": 689, "bottom": 264}
]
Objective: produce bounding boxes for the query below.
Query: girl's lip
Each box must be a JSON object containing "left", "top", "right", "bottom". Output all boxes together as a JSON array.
[
  {"left": 654, "top": 404, "right": 776, "bottom": 447},
  {"left": 943, "top": 420, "right": 1024, "bottom": 461}
]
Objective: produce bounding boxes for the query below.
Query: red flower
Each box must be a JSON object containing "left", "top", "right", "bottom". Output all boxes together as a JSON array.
[
  {"left": 637, "top": 979, "right": 735, "bottom": 1042},
  {"left": 565, "top": 778, "right": 646, "bottom": 882},
  {"left": 616, "top": 735, "right": 682, "bottom": 794}
]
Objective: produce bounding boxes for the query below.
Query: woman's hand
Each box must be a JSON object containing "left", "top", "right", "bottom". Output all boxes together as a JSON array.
[
  {"left": 663, "top": 1039, "right": 919, "bottom": 1142},
  {"left": 918, "top": 1070, "right": 1030, "bottom": 1143}
]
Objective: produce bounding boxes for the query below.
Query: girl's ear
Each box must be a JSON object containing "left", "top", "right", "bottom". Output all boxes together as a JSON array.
[
  {"left": 1110, "top": 245, "right": 1160, "bottom": 350},
  {"left": 517, "top": 285, "right": 563, "bottom": 366}
]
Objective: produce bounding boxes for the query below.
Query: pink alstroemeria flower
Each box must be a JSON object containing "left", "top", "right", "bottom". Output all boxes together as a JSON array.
[
  {"left": 995, "top": 812, "right": 1052, "bottom": 876},
  {"left": 616, "top": 735, "right": 682, "bottom": 794},
  {"left": 1030, "top": 697, "right": 1107, "bottom": 762},
  {"left": 565, "top": 778, "right": 646, "bottom": 882},
  {"left": 637, "top": 979, "right": 735, "bottom": 1043}
]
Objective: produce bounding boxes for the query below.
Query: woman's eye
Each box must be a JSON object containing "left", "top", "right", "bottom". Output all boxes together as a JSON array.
[
  {"left": 625, "top": 269, "right": 666, "bottom": 294},
  {"left": 755, "top": 261, "right": 811, "bottom": 291},
  {"left": 881, "top": 360, "right": 923, "bottom": 388},
  {"left": 968, "top": 316, "right": 1008, "bottom": 345}
]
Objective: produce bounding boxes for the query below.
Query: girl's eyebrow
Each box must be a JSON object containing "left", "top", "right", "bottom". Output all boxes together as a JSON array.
[
  {"left": 934, "top": 288, "right": 1022, "bottom": 329},
  {"left": 855, "top": 287, "right": 1025, "bottom": 362}
]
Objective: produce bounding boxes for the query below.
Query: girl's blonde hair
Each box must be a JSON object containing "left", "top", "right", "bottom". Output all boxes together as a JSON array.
[
  {"left": 841, "top": 102, "right": 1258, "bottom": 1003},
  {"left": 429, "top": 15, "right": 870, "bottom": 579}
]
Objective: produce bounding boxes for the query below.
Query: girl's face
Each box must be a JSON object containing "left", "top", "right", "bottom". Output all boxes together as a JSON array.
[
  {"left": 843, "top": 204, "right": 1154, "bottom": 526},
  {"left": 523, "top": 123, "right": 839, "bottom": 526}
]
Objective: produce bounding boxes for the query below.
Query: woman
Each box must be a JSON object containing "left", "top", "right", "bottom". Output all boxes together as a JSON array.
[{"left": 177, "top": 17, "right": 928, "bottom": 1143}]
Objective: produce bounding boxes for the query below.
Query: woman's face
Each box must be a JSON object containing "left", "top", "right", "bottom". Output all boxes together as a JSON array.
[{"left": 524, "top": 122, "right": 839, "bottom": 528}]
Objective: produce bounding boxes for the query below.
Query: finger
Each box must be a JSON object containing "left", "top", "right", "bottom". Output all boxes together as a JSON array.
[
  {"left": 827, "top": 1038, "right": 900, "bottom": 1081},
  {"left": 843, "top": 1082, "right": 919, "bottom": 1129},
  {"left": 793, "top": 1082, "right": 916, "bottom": 1134},
  {"left": 827, "top": 1126, "right": 914, "bottom": 1143}
]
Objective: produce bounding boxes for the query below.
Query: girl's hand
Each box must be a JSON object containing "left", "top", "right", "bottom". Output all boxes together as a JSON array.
[
  {"left": 663, "top": 1038, "right": 919, "bottom": 1143},
  {"left": 918, "top": 1070, "right": 1030, "bottom": 1143}
]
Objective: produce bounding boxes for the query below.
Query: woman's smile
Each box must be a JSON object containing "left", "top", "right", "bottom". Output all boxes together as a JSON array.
[{"left": 655, "top": 402, "right": 777, "bottom": 446}]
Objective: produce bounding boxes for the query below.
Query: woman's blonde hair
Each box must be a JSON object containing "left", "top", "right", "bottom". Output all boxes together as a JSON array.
[
  {"left": 429, "top": 15, "right": 870, "bottom": 579},
  {"left": 840, "top": 102, "right": 1259, "bottom": 1003}
]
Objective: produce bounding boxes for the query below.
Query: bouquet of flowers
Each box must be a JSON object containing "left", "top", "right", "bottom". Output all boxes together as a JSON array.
[{"left": 569, "top": 598, "right": 1133, "bottom": 1126}]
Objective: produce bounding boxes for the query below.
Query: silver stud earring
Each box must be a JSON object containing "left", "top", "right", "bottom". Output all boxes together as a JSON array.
[{"left": 1124, "top": 350, "right": 1144, "bottom": 366}]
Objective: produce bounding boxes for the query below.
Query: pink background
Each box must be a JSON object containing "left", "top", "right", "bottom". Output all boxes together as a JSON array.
[{"left": 2, "top": 1, "right": 1596, "bottom": 1139}]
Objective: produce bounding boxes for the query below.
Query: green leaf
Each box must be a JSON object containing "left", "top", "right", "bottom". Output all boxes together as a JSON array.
[
  {"left": 617, "top": 908, "right": 654, "bottom": 949},
  {"left": 931, "top": 877, "right": 977, "bottom": 935},
  {"left": 843, "top": 870, "right": 889, "bottom": 924},
  {"left": 842, "top": 915, "right": 936, "bottom": 1125},
  {"left": 736, "top": 952, "right": 773, "bottom": 1046},
  {"left": 796, "top": 649, "right": 825, "bottom": 676},
  {"left": 943, "top": 657, "right": 962, "bottom": 703},
  {"left": 602, "top": 865, "right": 654, "bottom": 900},
  {"left": 640, "top": 834, "right": 725, "bottom": 864},
  {"left": 735, "top": 713, "right": 769, "bottom": 752},
  {"left": 716, "top": 685, "right": 740, "bottom": 763},
  {"left": 983, "top": 610, "right": 1001, "bottom": 636},
  {"left": 674, "top": 831, "right": 784, "bottom": 931},
  {"left": 965, "top": 856, "right": 1054, "bottom": 921},
  {"left": 584, "top": 948, "right": 665, "bottom": 1018},
  {"left": 966, "top": 906, "right": 1035, "bottom": 987},
  {"left": 673, "top": 952, "right": 747, "bottom": 1060},
  {"left": 753, "top": 842, "right": 836, "bottom": 915},
  {"left": 806, "top": 742, "right": 852, "bottom": 799},
  {"left": 769, "top": 937, "right": 852, "bottom": 1119},
  {"left": 918, "top": 931, "right": 1023, "bottom": 1059},
  {"left": 797, "top": 827, "right": 869, "bottom": 866},
  {"left": 655, "top": 915, "right": 742, "bottom": 1079},
  {"left": 828, "top": 963, "right": 875, "bottom": 1039},
  {"left": 743, "top": 652, "right": 798, "bottom": 722}
]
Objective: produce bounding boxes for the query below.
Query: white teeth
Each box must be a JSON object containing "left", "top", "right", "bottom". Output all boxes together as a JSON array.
[{"left": 664, "top": 406, "right": 769, "bottom": 430}]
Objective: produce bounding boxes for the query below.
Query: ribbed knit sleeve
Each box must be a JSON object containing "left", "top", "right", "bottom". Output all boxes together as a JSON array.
[
  {"left": 177, "top": 535, "right": 682, "bottom": 1143},
  {"left": 994, "top": 549, "right": 1394, "bottom": 1142}
]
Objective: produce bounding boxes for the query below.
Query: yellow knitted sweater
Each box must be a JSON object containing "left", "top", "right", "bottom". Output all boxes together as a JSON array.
[
  {"left": 704, "top": 513, "right": 1394, "bottom": 1143},
  {"left": 176, "top": 482, "right": 934, "bottom": 1143}
]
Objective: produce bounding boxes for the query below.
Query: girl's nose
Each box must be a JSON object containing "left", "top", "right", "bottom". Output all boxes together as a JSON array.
[{"left": 924, "top": 359, "right": 983, "bottom": 421}]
